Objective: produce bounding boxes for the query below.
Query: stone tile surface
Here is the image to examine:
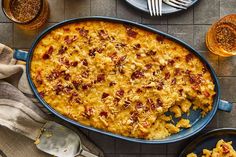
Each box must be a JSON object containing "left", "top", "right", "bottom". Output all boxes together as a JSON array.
[
  {"left": 91, "top": 0, "right": 116, "bottom": 16},
  {"left": 218, "top": 103, "right": 236, "bottom": 127},
  {"left": 0, "top": 23, "right": 13, "bottom": 47},
  {"left": 220, "top": 0, "right": 236, "bottom": 17},
  {"left": 116, "top": 139, "right": 140, "bottom": 154},
  {"left": 148, "top": 25, "right": 168, "bottom": 33},
  {"left": 200, "top": 51, "right": 219, "bottom": 75},
  {"left": 193, "top": 25, "right": 209, "bottom": 51},
  {"left": 48, "top": 0, "right": 65, "bottom": 22},
  {"left": 141, "top": 144, "right": 166, "bottom": 154},
  {"left": 168, "top": 8, "right": 193, "bottom": 24},
  {"left": 194, "top": 0, "right": 220, "bottom": 24},
  {"left": 65, "top": 0, "right": 91, "bottom": 18},
  {"left": 219, "top": 77, "right": 236, "bottom": 102},
  {"left": 142, "top": 15, "right": 168, "bottom": 24},
  {"left": 219, "top": 56, "right": 236, "bottom": 76},
  {"left": 167, "top": 25, "right": 194, "bottom": 46}
]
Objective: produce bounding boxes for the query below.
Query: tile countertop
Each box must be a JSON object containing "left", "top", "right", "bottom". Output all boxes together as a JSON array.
[{"left": 0, "top": 0, "right": 235, "bottom": 157}]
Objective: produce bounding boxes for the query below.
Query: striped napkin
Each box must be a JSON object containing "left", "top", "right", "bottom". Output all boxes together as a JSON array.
[{"left": 0, "top": 43, "right": 104, "bottom": 157}]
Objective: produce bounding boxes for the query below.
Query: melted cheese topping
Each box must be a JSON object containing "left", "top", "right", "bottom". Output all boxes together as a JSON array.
[
  {"left": 187, "top": 140, "right": 236, "bottom": 157},
  {"left": 31, "top": 21, "right": 215, "bottom": 140}
]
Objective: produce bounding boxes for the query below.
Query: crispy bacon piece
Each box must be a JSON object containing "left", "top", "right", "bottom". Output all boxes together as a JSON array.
[
  {"left": 64, "top": 73, "right": 70, "bottom": 81},
  {"left": 130, "top": 111, "right": 139, "bottom": 123},
  {"left": 102, "top": 93, "right": 109, "bottom": 99},
  {"left": 58, "top": 45, "right": 67, "bottom": 54},
  {"left": 189, "top": 74, "right": 202, "bottom": 84},
  {"left": 222, "top": 144, "right": 230, "bottom": 154},
  {"left": 123, "top": 100, "right": 131, "bottom": 109},
  {"left": 156, "top": 35, "right": 165, "bottom": 42},
  {"left": 146, "top": 50, "right": 156, "bottom": 56},
  {"left": 89, "top": 49, "right": 96, "bottom": 57},
  {"left": 185, "top": 54, "right": 194, "bottom": 63},
  {"left": 168, "top": 60, "right": 175, "bottom": 66},
  {"left": 72, "top": 80, "right": 80, "bottom": 90},
  {"left": 171, "top": 78, "right": 176, "bottom": 85},
  {"left": 113, "top": 97, "right": 120, "bottom": 105},
  {"left": 70, "top": 61, "right": 78, "bottom": 67},
  {"left": 97, "top": 74, "right": 105, "bottom": 82},
  {"left": 165, "top": 72, "right": 170, "bottom": 80},
  {"left": 204, "top": 91, "right": 210, "bottom": 97},
  {"left": 126, "top": 27, "right": 138, "bottom": 38},
  {"left": 74, "top": 97, "right": 81, "bottom": 104},
  {"left": 156, "top": 98, "right": 163, "bottom": 107},
  {"left": 64, "top": 85, "right": 73, "bottom": 94},
  {"left": 136, "top": 88, "right": 142, "bottom": 93},
  {"left": 175, "top": 68, "right": 181, "bottom": 75},
  {"left": 131, "top": 70, "right": 144, "bottom": 80},
  {"left": 117, "top": 55, "right": 127, "bottom": 65},
  {"left": 83, "top": 107, "right": 94, "bottom": 119},
  {"left": 42, "top": 46, "right": 53, "bottom": 60},
  {"left": 98, "top": 30, "right": 109, "bottom": 40},
  {"left": 145, "top": 64, "right": 153, "bottom": 70},
  {"left": 64, "top": 35, "right": 78, "bottom": 44},
  {"left": 47, "top": 70, "right": 60, "bottom": 81},
  {"left": 136, "top": 101, "right": 143, "bottom": 109},
  {"left": 136, "top": 53, "right": 141, "bottom": 59},
  {"left": 133, "top": 43, "right": 141, "bottom": 50},
  {"left": 157, "top": 82, "right": 164, "bottom": 90},
  {"left": 82, "top": 84, "right": 91, "bottom": 90},
  {"left": 81, "top": 71, "right": 89, "bottom": 78},
  {"left": 109, "top": 81, "right": 116, "bottom": 87},
  {"left": 160, "top": 65, "right": 166, "bottom": 71},
  {"left": 116, "top": 89, "right": 124, "bottom": 97},
  {"left": 76, "top": 27, "right": 89, "bottom": 37},
  {"left": 54, "top": 84, "right": 63, "bottom": 95},
  {"left": 39, "top": 91, "right": 45, "bottom": 97},
  {"left": 100, "top": 111, "right": 108, "bottom": 118},
  {"left": 82, "top": 59, "right": 88, "bottom": 66}
]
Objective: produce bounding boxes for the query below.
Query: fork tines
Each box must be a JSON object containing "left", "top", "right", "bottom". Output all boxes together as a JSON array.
[
  {"left": 163, "top": 0, "right": 192, "bottom": 9},
  {"left": 147, "top": 0, "right": 162, "bottom": 16}
]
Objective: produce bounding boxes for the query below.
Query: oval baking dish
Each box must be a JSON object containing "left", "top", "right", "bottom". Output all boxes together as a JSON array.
[{"left": 13, "top": 16, "right": 233, "bottom": 144}]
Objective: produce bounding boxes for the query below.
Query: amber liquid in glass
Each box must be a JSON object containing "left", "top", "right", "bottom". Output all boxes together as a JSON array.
[{"left": 7, "top": 0, "right": 49, "bottom": 30}]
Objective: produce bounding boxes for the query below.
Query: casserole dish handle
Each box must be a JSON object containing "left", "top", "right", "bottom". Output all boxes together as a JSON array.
[
  {"left": 218, "top": 100, "right": 233, "bottom": 112},
  {"left": 13, "top": 49, "right": 28, "bottom": 61}
]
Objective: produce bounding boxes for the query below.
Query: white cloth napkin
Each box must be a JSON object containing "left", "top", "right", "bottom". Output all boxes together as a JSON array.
[{"left": 0, "top": 43, "right": 104, "bottom": 157}]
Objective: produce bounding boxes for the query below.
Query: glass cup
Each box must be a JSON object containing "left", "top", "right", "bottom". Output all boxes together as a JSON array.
[{"left": 2, "top": 0, "right": 49, "bottom": 30}]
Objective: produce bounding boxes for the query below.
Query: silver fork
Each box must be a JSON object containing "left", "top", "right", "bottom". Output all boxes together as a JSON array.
[
  {"left": 163, "top": 0, "right": 192, "bottom": 9},
  {"left": 147, "top": 0, "right": 162, "bottom": 16}
]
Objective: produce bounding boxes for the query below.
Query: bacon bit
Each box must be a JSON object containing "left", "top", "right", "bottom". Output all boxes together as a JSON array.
[
  {"left": 179, "top": 89, "right": 183, "bottom": 95},
  {"left": 96, "top": 48, "right": 104, "bottom": 54},
  {"left": 160, "top": 65, "right": 166, "bottom": 71},
  {"left": 157, "top": 82, "right": 164, "bottom": 90},
  {"left": 54, "top": 84, "right": 63, "bottom": 95},
  {"left": 117, "top": 55, "right": 127, "bottom": 65},
  {"left": 42, "top": 53, "right": 50, "bottom": 60},
  {"left": 76, "top": 27, "right": 89, "bottom": 37},
  {"left": 145, "top": 64, "right": 153, "bottom": 70},
  {"left": 126, "top": 27, "right": 138, "bottom": 38},
  {"left": 136, "top": 88, "right": 142, "bottom": 93},
  {"left": 59, "top": 57, "right": 70, "bottom": 66},
  {"left": 147, "top": 98, "right": 155, "bottom": 110},
  {"left": 63, "top": 28, "right": 70, "bottom": 31},
  {"left": 156, "top": 35, "right": 165, "bottom": 42},
  {"left": 72, "top": 81, "right": 80, "bottom": 90},
  {"left": 64, "top": 86, "right": 73, "bottom": 94},
  {"left": 81, "top": 71, "right": 89, "bottom": 78},
  {"left": 156, "top": 98, "right": 163, "bottom": 107},
  {"left": 39, "top": 91, "right": 45, "bottom": 97},
  {"left": 185, "top": 54, "right": 194, "bottom": 62},
  {"left": 204, "top": 91, "right": 210, "bottom": 97},
  {"left": 131, "top": 70, "right": 144, "bottom": 80},
  {"left": 100, "top": 111, "right": 108, "bottom": 118},
  {"left": 168, "top": 60, "right": 175, "bottom": 66},
  {"left": 222, "top": 144, "right": 230, "bottom": 154},
  {"left": 82, "top": 59, "right": 88, "bottom": 66},
  {"left": 116, "top": 89, "right": 124, "bottom": 97},
  {"left": 102, "top": 93, "right": 109, "bottom": 99},
  {"left": 89, "top": 49, "right": 96, "bottom": 57},
  {"left": 146, "top": 50, "right": 156, "bottom": 56},
  {"left": 75, "top": 97, "right": 81, "bottom": 104},
  {"left": 115, "top": 43, "right": 127, "bottom": 49},
  {"left": 113, "top": 97, "right": 120, "bottom": 105},
  {"left": 70, "top": 61, "right": 78, "bottom": 67},
  {"left": 189, "top": 74, "right": 202, "bottom": 84},
  {"left": 136, "top": 53, "right": 141, "bottom": 59},
  {"left": 47, "top": 46, "right": 54, "bottom": 54},
  {"left": 185, "top": 70, "right": 192, "bottom": 75},
  {"left": 83, "top": 107, "right": 94, "bottom": 119},
  {"left": 124, "top": 101, "right": 131, "bottom": 109},
  {"left": 64, "top": 73, "right": 70, "bottom": 81},
  {"left": 58, "top": 46, "right": 67, "bottom": 54},
  {"left": 98, "top": 30, "right": 109, "bottom": 40},
  {"left": 109, "top": 81, "right": 116, "bottom": 87},
  {"left": 47, "top": 70, "right": 60, "bottom": 81},
  {"left": 97, "top": 74, "right": 105, "bottom": 82},
  {"left": 202, "top": 67, "right": 207, "bottom": 73},
  {"left": 175, "top": 68, "right": 181, "bottom": 75},
  {"left": 171, "top": 78, "right": 176, "bottom": 85},
  {"left": 165, "top": 72, "right": 170, "bottom": 80},
  {"left": 133, "top": 43, "right": 141, "bottom": 50},
  {"left": 64, "top": 35, "right": 78, "bottom": 44},
  {"left": 82, "top": 84, "right": 91, "bottom": 90},
  {"left": 130, "top": 111, "right": 139, "bottom": 122},
  {"left": 136, "top": 101, "right": 143, "bottom": 109},
  {"left": 118, "top": 66, "right": 125, "bottom": 74},
  {"left": 36, "top": 75, "right": 43, "bottom": 84}
]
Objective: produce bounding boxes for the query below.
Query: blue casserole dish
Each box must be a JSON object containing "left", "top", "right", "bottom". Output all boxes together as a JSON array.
[{"left": 13, "top": 16, "right": 233, "bottom": 144}]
